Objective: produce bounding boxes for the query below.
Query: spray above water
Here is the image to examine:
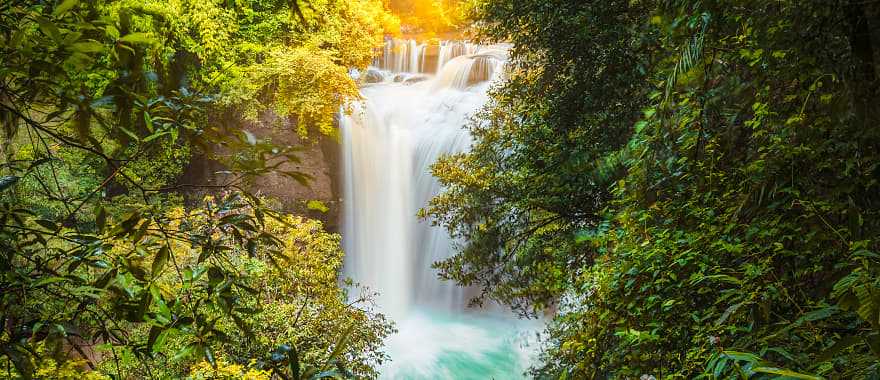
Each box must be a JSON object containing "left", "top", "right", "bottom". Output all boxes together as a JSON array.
[{"left": 341, "top": 39, "right": 539, "bottom": 379}]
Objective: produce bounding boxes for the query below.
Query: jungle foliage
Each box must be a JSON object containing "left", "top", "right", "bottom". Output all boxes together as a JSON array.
[
  {"left": 0, "top": 0, "right": 395, "bottom": 378},
  {"left": 428, "top": 0, "right": 880, "bottom": 378}
]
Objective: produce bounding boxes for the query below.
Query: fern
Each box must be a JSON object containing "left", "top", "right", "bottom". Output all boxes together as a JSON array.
[{"left": 664, "top": 12, "right": 710, "bottom": 104}]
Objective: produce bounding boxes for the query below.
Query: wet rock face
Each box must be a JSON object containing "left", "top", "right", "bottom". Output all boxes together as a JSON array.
[
  {"left": 363, "top": 68, "right": 386, "bottom": 84},
  {"left": 403, "top": 74, "right": 429, "bottom": 85},
  {"left": 390, "top": 73, "right": 430, "bottom": 85},
  {"left": 180, "top": 112, "right": 342, "bottom": 231}
]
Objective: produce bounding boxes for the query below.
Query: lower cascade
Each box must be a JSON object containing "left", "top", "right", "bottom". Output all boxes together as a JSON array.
[{"left": 341, "top": 41, "right": 539, "bottom": 379}]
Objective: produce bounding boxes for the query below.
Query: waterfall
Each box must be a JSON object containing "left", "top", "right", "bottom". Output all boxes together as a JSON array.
[
  {"left": 374, "top": 38, "right": 429, "bottom": 74},
  {"left": 344, "top": 39, "right": 505, "bottom": 317},
  {"left": 432, "top": 49, "right": 506, "bottom": 91},
  {"left": 436, "top": 41, "right": 481, "bottom": 73},
  {"left": 371, "top": 38, "right": 492, "bottom": 76},
  {"left": 342, "top": 39, "right": 537, "bottom": 379}
]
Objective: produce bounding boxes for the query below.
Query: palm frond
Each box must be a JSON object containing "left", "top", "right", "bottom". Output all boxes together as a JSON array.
[{"left": 664, "top": 13, "right": 710, "bottom": 104}]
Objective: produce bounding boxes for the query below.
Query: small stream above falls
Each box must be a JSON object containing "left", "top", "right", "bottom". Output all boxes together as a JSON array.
[{"left": 340, "top": 39, "right": 541, "bottom": 379}]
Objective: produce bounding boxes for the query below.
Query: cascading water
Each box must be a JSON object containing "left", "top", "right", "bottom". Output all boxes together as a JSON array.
[
  {"left": 342, "top": 40, "right": 540, "bottom": 379},
  {"left": 436, "top": 41, "right": 481, "bottom": 73},
  {"left": 375, "top": 38, "right": 428, "bottom": 73}
]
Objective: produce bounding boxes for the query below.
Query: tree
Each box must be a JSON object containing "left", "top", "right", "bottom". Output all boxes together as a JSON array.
[
  {"left": 428, "top": 0, "right": 654, "bottom": 313},
  {"left": 0, "top": 0, "right": 395, "bottom": 378},
  {"left": 428, "top": 0, "right": 880, "bottom": 378}
]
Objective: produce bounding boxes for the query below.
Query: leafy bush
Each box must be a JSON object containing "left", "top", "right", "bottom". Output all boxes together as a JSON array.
[
  {"left": 428, "top": 0, "right": 880, "bottom": 378},
  {"left": 0, "top": 0, "right": 395, "bottom": 378}
]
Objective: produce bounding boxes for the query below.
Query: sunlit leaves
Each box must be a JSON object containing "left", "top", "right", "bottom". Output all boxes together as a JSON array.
[
  {"left": 0, "top": 0, "right": 388, "bottom": 370},
  {"left": 118, "top": 33, "right": 157, "bottom": 46}
]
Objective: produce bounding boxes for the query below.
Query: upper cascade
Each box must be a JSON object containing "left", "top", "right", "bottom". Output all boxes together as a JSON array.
[
  {"left": 431, "top": 48, "right": 507, "bottom": 90},
  {"left": 366, "top": 38, "right": 509, "bottom": 89},
  {"left": 436, "top": 40, "right": 482, "bottom": 73},
  {"left": 377, "top": 39, "right": 428, "bottom": 74}
]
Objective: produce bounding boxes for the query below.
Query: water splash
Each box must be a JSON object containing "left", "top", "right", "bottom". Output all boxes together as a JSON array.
[
  {"left": 437, "top": 41, "right": 481, "bottom": 73},
  {"left": 379, "top": 310, "right": 541, "bottom": 380}
]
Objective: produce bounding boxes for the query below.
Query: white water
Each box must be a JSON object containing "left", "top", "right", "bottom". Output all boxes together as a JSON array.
[
  {"left": 436, "top": 41, "right": 481, "bottom": 73},
  {"left": 342, "top": 40, "right": 539, "bottom": 379}
]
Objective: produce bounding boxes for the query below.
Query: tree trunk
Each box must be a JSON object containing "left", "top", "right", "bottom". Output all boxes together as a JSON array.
[{"left": 846, "top": 1, "right": 879, "bottom": 127}]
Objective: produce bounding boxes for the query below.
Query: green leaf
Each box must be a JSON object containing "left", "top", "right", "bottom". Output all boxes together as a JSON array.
[
  {"left": 31, "top": 321, "right": 45, "bottom": 337},
  {"left": 95, "top": 206, "right": 107, "bottom": 232},
  {"left": 146, "top": 326, "right": 162, "bottom": 350},
  {"left": 32, "top": 276, "right": 68, "bottom": 288},
  {"left": 142, "top": 131, "right": 169, "bottom": 143},
  {"left": 866, "top": 333, "right": 880, "bottom": 356},
  {"left": 151, "top": 329, "right": 170, "bottom": 352},
  {"left": 721, "top": 351, "right": 761, "bottom": 364},
  {"left": 132, "top": 219, "right": 150, "bottom": 242},
  {"left": 105, "top": 25, "right": 119, "bottom": 40},
  {"left": 143, "top": 112, "right": 154, "bottom": 132},
  {"left": 715, "top": 302, "right": 745, "bottom": 326},
  {"left": 0, "top": 176, "right": 20, "bottom": 192},
  {"left": 287, "top": 345, "right": 301, "bottom": 379},
  {"left": 69, "top": 41, "right": 104, "bottom": 54},
  {"left": 64, "top": 51, "right": 95, "bottom": 69},
  {"left": 35, "top": 16, "right": 61, "bottom": 42},
  {"left": 852, "top": 249, "right": 880, "bottom": 260},
  {"left": 93, "top": 268, "right": 117, "bottom": 288},
  {"left": 311, "top": 370, "right": 346, "bottom": 380},
  {"left": 307, "top": 200, "right": 330, "bottom": 213},
  {"left": 794, "top": 307, "right": 838, "bottom": 325},
  {"left": 126, "top": 260, "right": 148, "bottom": 282},
  {"left": 62, "top": 31, "right": 82, "bottom": 45},
  {"left": 752, "top": 367, "right": 823, "bottom": 380},
  {"left": 152, "top": 245, "right": 170, "bottom": 277},
  {"left": 326, "top": 323, "right": 355, "bottom": 366},
  {"left": 90, "top": 96, "right": 115, "bottom": 109},
  {"left": 52, "top": 0, "right": 80, "bottom": 16},
  {"left": 118, "top": 33, "right": 156, "bottom": 45},
  {"left": 700, "top": 274, "right": 743, "bottom": 285},
  {"left": 198, "top": 246, "right": 213, "bottom": 263},
  {"left": 172, "top": 343, "right": 196, "bottom": 362},
  {"left": 34, "top": 219, "right": 59, "bottom": 231},
  {"left": 120, "top": 126, "right": 140, "bottom": 142}
]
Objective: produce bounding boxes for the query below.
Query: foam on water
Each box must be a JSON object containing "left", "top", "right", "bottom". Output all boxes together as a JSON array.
[{"left": 379, "top": 309, "right": 541, "bottom": 380}]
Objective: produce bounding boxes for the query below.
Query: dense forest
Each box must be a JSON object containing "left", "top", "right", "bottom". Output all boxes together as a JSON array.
[
  {"left": 427, "top": 0, "right": 880, "bottom": 378},
  {"left": 0, "top": 0, "right": 397, "bottom": 378},
  {"left": 1, "top": 0, "right": 879, "bottom": 379}
]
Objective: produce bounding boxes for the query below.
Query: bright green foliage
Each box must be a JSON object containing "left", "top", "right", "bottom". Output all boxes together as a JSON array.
[
  {"left": 0, "top": 0, "right": 394, "bottom": 378},
  {"left": 188, "top": 358, "right": 271, "bottom": 380},
  {"left": 218, "top": 215, "right": 394, "bottom": 379},
  {"left": 89, "top": 209, "right": 393, "bottom": 379},
  {"left": 205, "top": 0, "right": 391, "bottom": 136},
  {"left": 428, "top": 0, "right": 880, "bottom": 378}
]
